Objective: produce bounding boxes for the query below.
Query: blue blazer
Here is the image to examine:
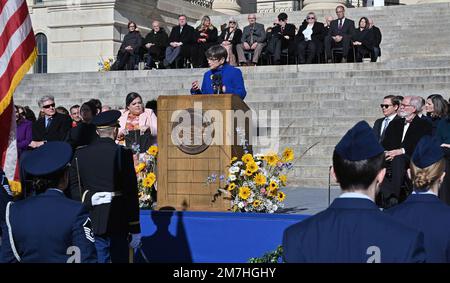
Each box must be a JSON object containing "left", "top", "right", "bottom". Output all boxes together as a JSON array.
[
  {"left": 0, "top": 189, "right": 97, "bottom": 263},
  {"left": 283, "top": 198, "right": 426, "bottom": 263},
  {"left": 191, "top": 63, "right": 247, "bottom": 100},
  {"left": 386, "top": 193, "right": 450, "bottom": 263}
]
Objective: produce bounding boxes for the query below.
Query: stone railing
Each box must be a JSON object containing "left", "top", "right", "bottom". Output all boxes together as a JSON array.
[{"left": 183, "top": 0, "right": 215, "bottom": 9}]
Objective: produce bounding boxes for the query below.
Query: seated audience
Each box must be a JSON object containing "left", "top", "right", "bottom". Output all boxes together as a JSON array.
[
  {"left": 192, "top": 16, "right": 219, "bottom": 68},
  {"left": 30, "top": 95, "right": 72, "bottom": 148},
  {"left": 269, "top": 13, "right": 296, "bottom": 64},
  {"left": 69, "top": 105, "right": 81, "bottom": 127},
  {"left": 296, "top": 12, "right": 325, "bottom": 64},
  {"left": 372, "top": 95, "right": 401, "bottom": 142},
  {"left": 66, "top": 101, "right": 99, "bottom": 149},
  {"left": 22, "top": 106, "right": 37, "bottom": 123},
  {"left": 387, "top": 136, "right": 450, "bottom": 263},
  {"left": 118, "top": 92, "right": 157, "bottom": 149},
  {"left": 368, "top": 18, "right": 382, "bottom": 62},
  {"left": 191, "top": 45, "right": 246, "bottom": 100},
  {"left": 164, "top": 15, "right": 196, "bottom": 68},
  {"left": 380, "top": 96, "right": 433, "bottom": 208},
  {"left": 142, "top": 21, "right": 168, "bottom": 69},
  {"left": 236, "top": 14, "right": 266, "bottom": 66},
  {"left": 352, "top": 17, "right": 375, "bottom": 62},
  {"left": 115, "top": 21, "right": 142, "bottom": 70},
  {"left": 324, "top": 5, "right": 355, "bottom": 63},
  {"left": 283, "top": 121, "right": 426, "bottom": 263},
  {"left": 424, "top": 94, "right": 448, "bottom": 135},
  {"left": 324, "top": 15, "right": 333, "bottom": 32},
  {"left": 219, "top": 17, "right": 242, "bottom": 67}
]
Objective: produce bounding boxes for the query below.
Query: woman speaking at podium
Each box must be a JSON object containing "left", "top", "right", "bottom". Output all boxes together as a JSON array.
[{"left": 191, "top": 45, "right": 247, "bottom": 100}]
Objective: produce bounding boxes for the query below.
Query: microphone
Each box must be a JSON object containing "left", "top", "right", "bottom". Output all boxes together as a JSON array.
[{"left": 211, "top": 73, "right": 223, "bottom": 94}]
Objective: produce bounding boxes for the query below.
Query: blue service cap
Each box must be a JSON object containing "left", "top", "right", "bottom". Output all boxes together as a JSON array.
[
  {"left": 335, "top": 121, "right": 385, "bottom": 161},
  {"left": 22, "top": 142, "right": 72, "bottom": 176},
  {"left": 412, "top": 135, "right": 444, "bottom": 169},
  {"left": 92, "top": 110, "right": 121, "bottom": 128}
]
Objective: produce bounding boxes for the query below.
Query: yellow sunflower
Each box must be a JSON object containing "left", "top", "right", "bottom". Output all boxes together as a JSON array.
[
  {"left": 269, "top": 180, "right": 279, "bottom": 191},
  {"left": 266, "top": 154, "right": 279, "bottom": 166},
  {"left": 254, "top": 173, "right": 267, "bottom": 186},
  {"left": 135, "top": 163, "right": 146, "bottom": 173},
  {"left": 281, "top": 147, "right": 294, "bottom": 162},
  {"left": 242, "top": 153, "right": 254, "bottom": 164},
  {"left": 245, "top": 169, "right": 254, "bottom": 177},
  {"left": 246, "top": 161, "right": 259, "bottom": 173},
  {"left": 279, "top": 175, "right": 287, "bottom": 186},
  {"left": 147, "top": 145, "right": 158, "bottom": 156},
  {"left": 268, "top": 189, "right": 278, "bottom": 198},
  {"left": 238, "top": 187, "right": 251, "bottom": 200},
  {"left": 277, "top": 191, "right": 286, "bottom": 202},
  {"left": 227, "top": 183, "right": 237, "bottom": 191},
  {"left": 143, "top": 172, "right": 156, "bottom": 187},
  {"left": 253, "top": 200, "right": 262, "bottom": 207}
]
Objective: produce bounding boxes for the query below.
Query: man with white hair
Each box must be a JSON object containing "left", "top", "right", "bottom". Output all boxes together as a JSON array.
[
  {"left": 380, "top": 96, "right": 432, "bottom": 208},
  {"left": 368, "top": 18, "right": 382, "bottom": 62},
  {"left": 30, "top": 95, "right": 72, "bottom": 148}
]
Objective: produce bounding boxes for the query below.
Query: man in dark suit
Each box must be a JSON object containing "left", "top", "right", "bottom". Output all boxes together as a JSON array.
[
  {"left": 386, "top": 136, "right": 450, "bottom": 262},
  {"left": 30, "top": 95, "right": 72, "bottom": 149},
  {"left": 0, "top": 142, "right": 97, "bottom": 263},
  {"left": 72, "top": 110, "right": 141, "bottom": 263},
  {"left": 368, "top": 18, "right": 382, "bottom": 62},
  {"left": 164, "top": 14, "right": 196, "bottom": 68},
  {"left": 324, "top": 5, "right": 355, "bottom": 63},
  {"left": 269, "top": 13, "right": 296, "bottom": 65},
  {"left": 373, "top": 95, "right": 401, "bottom": 142},
  {"left": 381, "top": 96, "right": 433, "bottom": 208},
  {"left": 283, "top": 121, "right": 426, "bottom": 263}
]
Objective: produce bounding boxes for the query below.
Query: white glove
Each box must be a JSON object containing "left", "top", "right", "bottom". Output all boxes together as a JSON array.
[
  {"left": 129, "top": 233, "right": 142, "bottom": 249},
  {"left": 91, "top": 192, "right": 113, "bottom": 206}
]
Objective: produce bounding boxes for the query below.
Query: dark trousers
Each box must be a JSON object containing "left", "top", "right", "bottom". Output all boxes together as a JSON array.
[
  {"left": 297, "top": 40, "right": 316, "bottom": 64},
  {"left": 371, "top": 47, "right": 380, "bottom": 62},
  {"left": 145, "top": 47, "right": 165, "bottom": 68},
  {"left": 378, "top": 154, "right": 409, "bottom": 208},
  {"left": 355, "top": 45, "right": 371, "bottom": 62},
  {"left": 117, "top": 51, "right": 136, "bottom": 70},
  {"left": 324, "top": 35, "right": 351, "bottom": 59},
  {"left": 94, "top": 234, "right": 129, "bottom": 263}
]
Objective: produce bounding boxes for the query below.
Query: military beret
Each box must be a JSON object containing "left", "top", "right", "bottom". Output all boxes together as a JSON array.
[
  {"left": 92, "top": 110, "right": 121, "bottom": 128},
  {"left": 412, "top": 135, "right": 444, "bottom": 169},
  {"left": 22, "top": 142, "right": 72, "bottom": 176},
  {"left": 335, "top": 121, "right": 385, "bottom": 161}
]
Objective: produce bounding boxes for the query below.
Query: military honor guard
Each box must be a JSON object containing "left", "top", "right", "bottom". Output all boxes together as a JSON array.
[
  {"left": 282, "top": 121, "right": 426, "bottom": 263},
  {"left": 386, "top": 136, "right": 450, "bottom": 262},
  {"left": 0, "top": 142, "right": 97, "bottom": 263},
  {"left": 72, "top": 110, "right": 141, "bottom": 263},
  {"left": 0, "top": 169, "right": 13, "bottom": 256}
]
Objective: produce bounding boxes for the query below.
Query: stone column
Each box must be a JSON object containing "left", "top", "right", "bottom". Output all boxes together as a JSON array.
[
  {"left": 212, "top": 0, "right": 241, "bottom": 15},
  {"left": 302, "top": 0, "right": 346, "bottom": 10}
]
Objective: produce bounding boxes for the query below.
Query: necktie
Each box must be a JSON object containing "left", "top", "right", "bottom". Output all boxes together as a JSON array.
[
  {"left": 46, "top": 117, "right": 53, "bottom": 129},
  {"left": 338, "top": 19, "right": 343, "bottom": 29},
  {"left": 180, "top": 26, "right": 183, "bottom": 34},
  {"left": 250, "top": 25, "right": 254, "bottom": 45},
  {"left": 380, "top": 117, "right": 389, "bottom": 141}
]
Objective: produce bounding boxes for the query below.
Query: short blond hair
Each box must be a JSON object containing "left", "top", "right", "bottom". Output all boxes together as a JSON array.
[{"left": 410, "top": 159, "right": 446, "bottom": 190}]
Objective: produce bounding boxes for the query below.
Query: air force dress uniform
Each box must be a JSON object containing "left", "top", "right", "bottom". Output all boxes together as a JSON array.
[
  {"left": 73, "top": 110, "right": 141, "bottom": 263},
  {"left": 386, "top": 136, "right": 450, "bottom": 262},
  {"left": 0, "top": 142, "right": 97, "bottom": 263},
  {"left": 282, "top": 121, "right": 426, "bottom": 263}
]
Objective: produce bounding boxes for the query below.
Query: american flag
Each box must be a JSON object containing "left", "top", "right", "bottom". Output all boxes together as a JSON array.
[{"left": 0, "top": 0, "right": 37, "bottom": 194}]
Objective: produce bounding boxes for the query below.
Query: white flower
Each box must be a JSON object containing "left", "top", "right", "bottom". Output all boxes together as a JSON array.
[
  {"left": 240, "top": 170, "right": 245, "bottom": 176},
  {"left": 229, "top": 166, "right": 240, "bottom": 174},
  {"left": 229, "top": 174, "right": 237, "bottom": 181},
  {"left": 234, "top": 161, "right": 243, "bottom": 166},
  {"left": 238, "top": 202, "right": 245, "bottom": 209},
  {"left": 248, "top": 197, "right": 254, "bottom": 203},
  {"left": 272, "top": 205, "right": 278, "bottom": 212}
]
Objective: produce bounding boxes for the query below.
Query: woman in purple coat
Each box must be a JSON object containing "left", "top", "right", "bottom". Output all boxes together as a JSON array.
[{"left": 15, "top": 105, "right": 32, "bottom": 157}]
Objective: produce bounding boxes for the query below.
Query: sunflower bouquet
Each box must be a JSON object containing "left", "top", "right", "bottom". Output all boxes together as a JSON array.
[
  {"left": 135, "top": 145, "right": 158, "bottom": 209},
  {"left": 98, "top": 57, "right": 114, "bottom": 72},
  {"left": 209, "top": 147, "right": 295, "bottom": 213}
]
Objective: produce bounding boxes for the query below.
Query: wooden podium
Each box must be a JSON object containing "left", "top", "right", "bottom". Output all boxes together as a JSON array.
[{"left": 157, "top": 94, "right": 251, "bottom": 211}]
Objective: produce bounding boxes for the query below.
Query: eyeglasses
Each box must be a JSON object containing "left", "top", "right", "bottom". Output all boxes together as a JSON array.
[
  {"left": 207, "top": 57, "right": 220, "bottom": 62},
  {"left": 129, "top": 25, "right": 136, "bottom": 28},
  {"left": 229, "top": 21, "right": 236, "bottom": 24},
  {"left": 380, "top": 104, "right": 393, "bottom": 109},
  {"left": 248, "top": 17, "right": 256, "bottom": 20},
  {"left": 43, "top": 103, "right": 55, "bottom": 109},
  {"left": 307, "top": 17, "right": 315, "bottom": 20},
  {"left": 400, "top": 103, "right": 413, "bottom": 108}
]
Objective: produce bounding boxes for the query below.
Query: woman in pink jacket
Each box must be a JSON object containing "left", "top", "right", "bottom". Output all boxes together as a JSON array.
[{"left": 117, "top": 92, "right": 157, "bottom": 148}]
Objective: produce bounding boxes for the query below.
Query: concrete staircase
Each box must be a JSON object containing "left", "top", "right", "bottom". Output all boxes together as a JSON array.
[{"left": 14, "top": 3, "right": 450, "bottom": 187}]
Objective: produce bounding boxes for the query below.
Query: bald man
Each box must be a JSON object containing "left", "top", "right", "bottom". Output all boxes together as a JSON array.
[{"left": 143, "top": 20, "right": 169, "bottom": 69}]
